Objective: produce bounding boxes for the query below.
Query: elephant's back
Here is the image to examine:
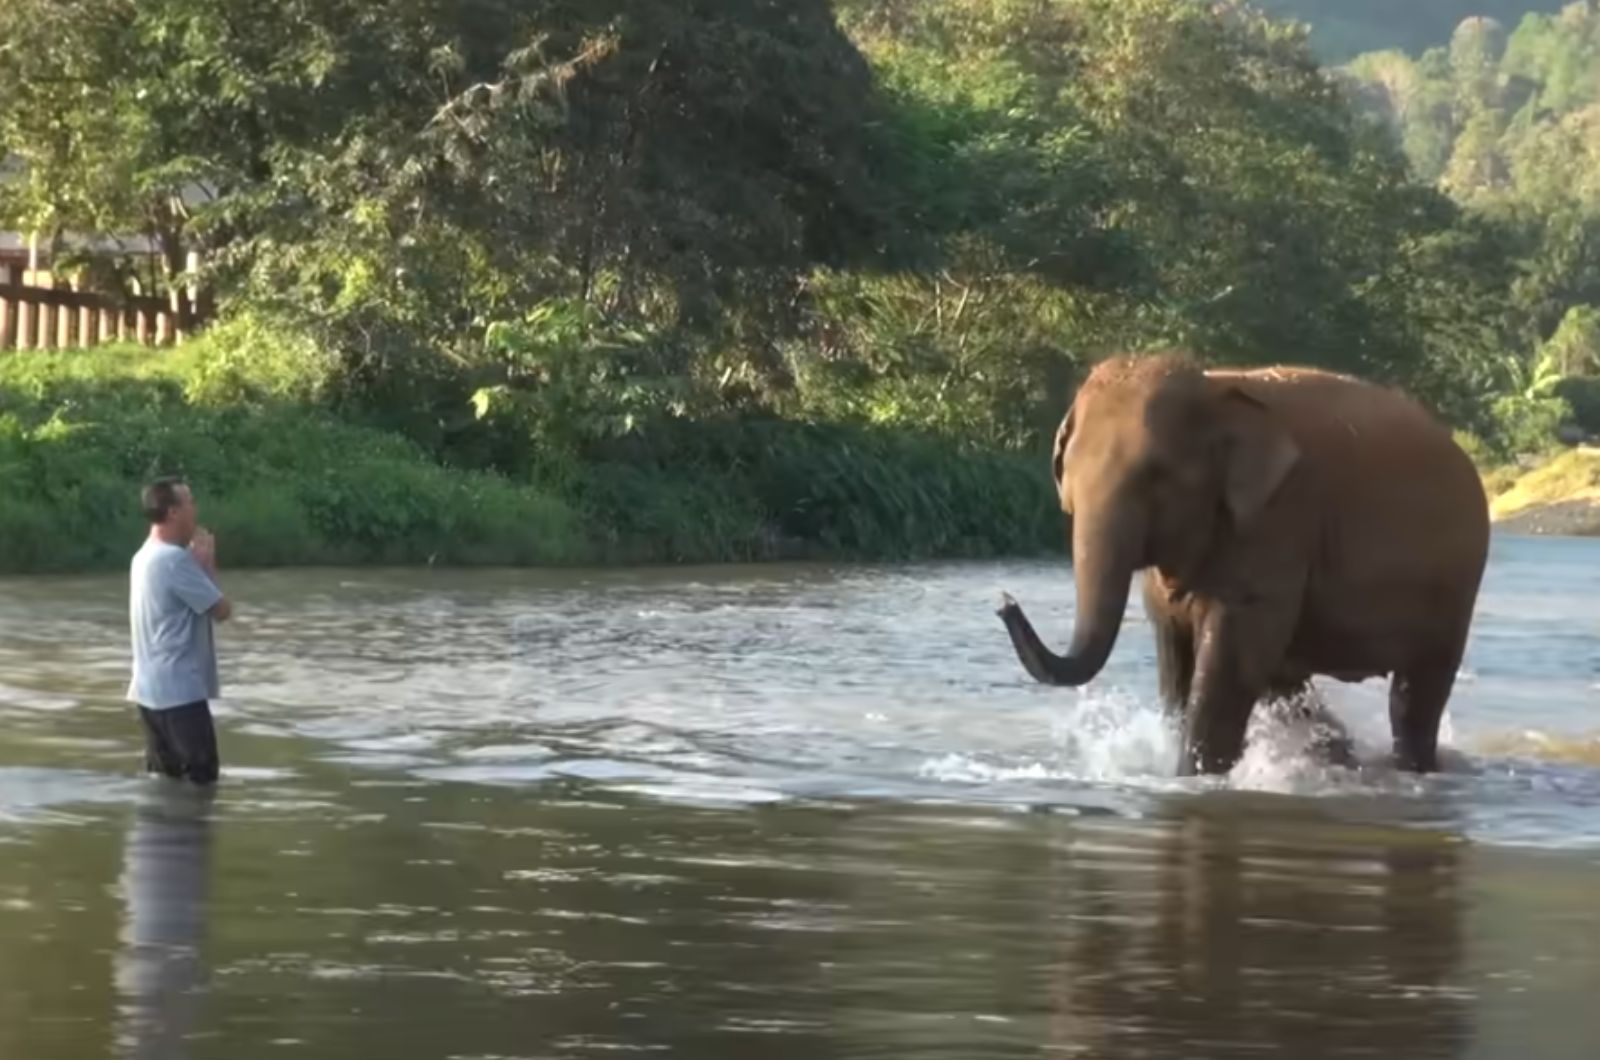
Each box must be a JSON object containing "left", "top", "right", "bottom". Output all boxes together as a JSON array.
[
  {"left": 1212, "top": 366, "right": 1482, "bottom": 515},
  {"left": 1223, "top": 365, "right": 1491, "bottom": 619}
]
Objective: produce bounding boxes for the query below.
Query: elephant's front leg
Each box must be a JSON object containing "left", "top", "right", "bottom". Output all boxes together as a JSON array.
[
  {"left": 1142, "top": 572, "right": 1193, "bottom": 718},
  {"left": 1179, "top": 601, "right": 1297, "bottom": 776}
]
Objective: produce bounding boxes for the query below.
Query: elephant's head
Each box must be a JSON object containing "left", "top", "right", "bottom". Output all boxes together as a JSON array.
[{"left": 999, "top": 352, "right": 1301, "bottom": 686}]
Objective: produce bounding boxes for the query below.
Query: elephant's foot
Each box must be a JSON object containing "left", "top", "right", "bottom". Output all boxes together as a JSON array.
[
  {"left": 1178, "top": 689, "right": 1358, "bottom": 777},
  {"left": 1179, "top": 709, "right": 1250, "bottom": 777},
  {"left": 1392, "top": 743, "right": 1441, "bottom": 774},
  {"left": 1309, "top": 727, "right": 1358, "bottom": 770},
  {"left": 1263, "top": 683, "right": 1358, "bottom": 769},
  {"left": 1176, "top": 743, "right": 1243, "bottom": 777},
  {"left": 1388, "top": 664, "right": 1457, "bottom": 774}
]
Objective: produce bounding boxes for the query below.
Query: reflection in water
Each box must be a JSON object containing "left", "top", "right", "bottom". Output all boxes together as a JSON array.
[
  {"left": 0, "top": 776, "right": 1596, "bottom": 1058},
  {"left": 824, "top": 802, "right": 1477, "bottom": 1059},
  {"left": 113, "top": 783, "right": 214, "bottom": 1060},
  {"left": 1042, "top": 802, "right": 1470, "bottom": 1058},
  {"left": 0, "top": 544, "right": 1597, "bottom": 1057}
]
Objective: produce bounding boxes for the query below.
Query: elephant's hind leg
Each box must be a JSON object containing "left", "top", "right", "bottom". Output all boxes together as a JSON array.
[{"left": 1389, "top": 658, "right": 1461, "bottom": 773}]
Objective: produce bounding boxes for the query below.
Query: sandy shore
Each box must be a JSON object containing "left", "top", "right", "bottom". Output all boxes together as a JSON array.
[
  {"left": 1492, "top": 498, "right": 1600, "bottom": 536},
  {"left": 1484, "top": 449, "right": 1600, "bottom": 537}
]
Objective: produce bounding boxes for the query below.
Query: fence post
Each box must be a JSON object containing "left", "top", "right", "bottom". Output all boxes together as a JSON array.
[
  {"left": 131, "top": 278, "right": 148, "bottom": 345},
  {"left": 36, "top": 287, "right": 52, "bottom": 350},
  {"left": 169, "top": 283, "right": 184, "bottom": 344},
  {"left": 186, "top": 248, "right": 203, "bottom": 338},
  {"left": 17, "top": 293, "right": 32, "bottom": 351},
  {"left": 0, "top": 264, "right": 12, "bottom": 349},
  {"left": 55, "top": 287, "right": 72, "bottom": 349},
  {"left": 73, "top": 273, "right": 93, "bottom": 349}
]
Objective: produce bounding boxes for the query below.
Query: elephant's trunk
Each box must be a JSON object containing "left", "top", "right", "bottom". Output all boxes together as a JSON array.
[{"left": 998, "top": 509, "right": 1141, "bottom": 687}]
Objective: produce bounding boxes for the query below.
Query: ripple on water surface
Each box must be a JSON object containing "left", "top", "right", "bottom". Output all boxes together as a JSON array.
[{"left": 1, "top": 543, "right": 1599, "bottom": 850}]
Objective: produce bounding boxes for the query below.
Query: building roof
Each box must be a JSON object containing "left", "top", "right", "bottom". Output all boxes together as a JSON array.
[{"left": 0, "top": 152, "right": 209, "bottom": 256}]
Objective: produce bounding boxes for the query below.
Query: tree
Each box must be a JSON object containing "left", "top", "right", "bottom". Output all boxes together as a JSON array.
[
  {"left": 0, "top": 0, "right": 903, "bottom": 405},
  {"left": 1541, "top": 304, "right": 1600, "bottom": 375}
]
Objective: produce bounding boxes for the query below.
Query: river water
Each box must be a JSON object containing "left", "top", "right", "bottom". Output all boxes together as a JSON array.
[{"left": 1, "top": 534, "right": 1598, "bottom": 1058}]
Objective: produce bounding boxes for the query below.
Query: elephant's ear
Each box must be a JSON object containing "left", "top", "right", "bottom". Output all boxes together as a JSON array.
[
  {"left": 1051, "top": 405, "right": 1076, "bottom": 513},
  {"left": 1216, "top": 387, "right": 1300, "bottom": 528}
]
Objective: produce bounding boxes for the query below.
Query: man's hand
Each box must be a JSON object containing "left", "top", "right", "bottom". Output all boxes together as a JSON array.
[
  {"left": 191, "top": 527, "right": 217, "bottom": 574},
  {"left": 190, "top": 527, "right": 231, "bottom": 620}
]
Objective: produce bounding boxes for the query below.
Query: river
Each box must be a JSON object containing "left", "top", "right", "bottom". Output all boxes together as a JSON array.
[{"left": 1, "top": 533, "right": 1598, "bottom": 1058}]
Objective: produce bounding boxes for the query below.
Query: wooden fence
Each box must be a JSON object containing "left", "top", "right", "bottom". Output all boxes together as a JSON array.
[{"left": 0, "top": 274, "right": 205, "bottom": 352}]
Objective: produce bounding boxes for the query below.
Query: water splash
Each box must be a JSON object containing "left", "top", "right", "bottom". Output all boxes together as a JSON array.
[
  {"left": 1046, "top": 688, "right": 1182, "bottom": 782},
  {"left": 1229, "top": 697, "right": 1370, "bottom": 795},
  {"left": 916, "top": 685, "right": 1448, "bottom": 799}
]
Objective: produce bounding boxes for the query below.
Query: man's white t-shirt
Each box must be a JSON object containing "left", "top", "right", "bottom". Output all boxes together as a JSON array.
[{"left": 127, "top": 539, "right": 222, "bottom": 709}]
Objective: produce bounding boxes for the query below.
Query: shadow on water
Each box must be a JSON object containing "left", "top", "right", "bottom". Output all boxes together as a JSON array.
[{"left": 113, "top": 783, "right": 215, "bottom": 1060}]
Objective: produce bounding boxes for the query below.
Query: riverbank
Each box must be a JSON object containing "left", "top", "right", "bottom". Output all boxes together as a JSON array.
[
  {"left": 0, "top": 345, "right": 1059, "bottom": 574},
  {"left": 6, "top": 342, "right": 1598, "bottom": 576},
  {"left": 1486, "top": 450, "right": 1600, "bottom": 537}
]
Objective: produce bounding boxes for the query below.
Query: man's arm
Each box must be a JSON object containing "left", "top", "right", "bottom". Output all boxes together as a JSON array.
[{"left": 180, "top": 529, "right": 232, "bottom": 622}]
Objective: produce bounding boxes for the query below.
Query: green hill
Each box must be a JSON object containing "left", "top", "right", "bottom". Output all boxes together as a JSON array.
[{"left": 1256, "top": 0, "right": 1571, "bottom": 59}]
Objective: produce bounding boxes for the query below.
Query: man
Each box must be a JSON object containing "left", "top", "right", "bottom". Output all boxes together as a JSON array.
[{"left": 127, "top": 477, "right": 233, "bottom": 785}]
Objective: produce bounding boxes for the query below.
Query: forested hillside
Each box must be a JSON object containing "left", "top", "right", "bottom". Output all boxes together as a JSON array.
[
  {"left": 1259, "top": 0, "right": 1569, "bottom": 59},
  {"left": 1339, "top": 3, "right": 1600, "bottom": 443},
  {"left": 0, "top": 0, "right": 1594, "bottom": 569}
]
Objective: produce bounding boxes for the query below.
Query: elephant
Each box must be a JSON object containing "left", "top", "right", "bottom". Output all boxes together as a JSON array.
[{"left": 997, "top": 351, "right": 1490, "bottom": 776}]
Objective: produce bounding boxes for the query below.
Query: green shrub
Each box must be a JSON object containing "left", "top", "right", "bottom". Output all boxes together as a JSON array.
[
  {"left": 1487, "top": 392, "right": 1571, "bottom": 460},
  {"left": 0, "top": 337, "right": 1060, "bottom": 572},
  {"left": 181, "top": 312, "right": 343, "bottom": 407},
  {"left": 1552, "top": 376, "right": 1600, "bottom": 436},
  {"left": 0, "top": 348, "right": 586, "bottom": 573}
]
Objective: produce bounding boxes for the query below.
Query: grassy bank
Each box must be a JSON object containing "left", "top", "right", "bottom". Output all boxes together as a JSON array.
[
  {"left": 1484, "top": 449, "right": 1600, "bottom": 537},
  {"left": 0, "top": 346, "right": 1062, "bottom": 574}
]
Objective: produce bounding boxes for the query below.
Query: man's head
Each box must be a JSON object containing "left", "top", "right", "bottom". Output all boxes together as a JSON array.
[{"left": 142, "top": 476, "right": 198, "bottom": 543}]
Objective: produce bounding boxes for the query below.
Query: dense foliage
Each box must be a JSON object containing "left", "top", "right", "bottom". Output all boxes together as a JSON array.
[
  {"left": 0, "top": 345, "right": 1056, "bottom": 572},
  {"left": 1338, "top": 1, "right": 1600, "bottom": 442},
  {"left": 2, "top": 0, "right": 1598, "bottom": 569}
]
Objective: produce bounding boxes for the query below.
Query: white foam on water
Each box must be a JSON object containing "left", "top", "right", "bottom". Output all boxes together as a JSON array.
[
  {"left": 916, "top": 754, "right": 1071, "bottom": 785},
  {"left": 913, "top": 688, "right": 1180, "bottom": 793},
  {"left": 1228, "top": 699, "right": 1370, "bottom": 796},
  {"left": 455, "top": 742, "right": 558, "bottom": 761},
  {"left": 613, "top": 779, "right": 791, "bottom": 807},
  {"left": 913, "top": 683, "right": 1478, "bottom": 801},
  {"left": 1047, "top": 688, "right": 1183, "bottom": 783}
]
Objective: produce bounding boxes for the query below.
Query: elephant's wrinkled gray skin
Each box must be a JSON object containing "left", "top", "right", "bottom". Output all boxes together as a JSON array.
[{"left": 999, "top": 352, "right": 1489, "bottom": 776}]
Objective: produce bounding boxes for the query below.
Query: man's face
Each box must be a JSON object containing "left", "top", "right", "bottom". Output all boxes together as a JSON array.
[{"left": 166, "top": 485, "right": 198, "bottom": 544}]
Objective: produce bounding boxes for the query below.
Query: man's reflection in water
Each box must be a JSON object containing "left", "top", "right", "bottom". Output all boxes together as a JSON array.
[{"left": 112, "top": 783, "right": 215, "bottom": 1060}]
